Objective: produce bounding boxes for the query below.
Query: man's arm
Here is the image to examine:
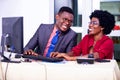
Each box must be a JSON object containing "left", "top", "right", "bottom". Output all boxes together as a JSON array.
[{"left": 66, "top": 32, "right": 78, "bottom": 52}]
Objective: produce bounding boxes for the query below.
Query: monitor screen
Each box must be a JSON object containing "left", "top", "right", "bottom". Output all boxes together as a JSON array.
[{"left": 2, "top": 17, "right": 23, "bottom": 54}]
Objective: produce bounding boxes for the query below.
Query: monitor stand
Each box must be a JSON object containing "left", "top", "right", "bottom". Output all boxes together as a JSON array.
[
  {"left": 0, "top": 52, "right": 21, "bottom": 63},
  {"left": 1, "top": 59, "right": 21, "bottom": 63}
]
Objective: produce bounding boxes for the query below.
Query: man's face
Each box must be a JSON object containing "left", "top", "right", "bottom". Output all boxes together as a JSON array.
[{"left": 55, "top": 12, "right": 74, "bottom": 32}]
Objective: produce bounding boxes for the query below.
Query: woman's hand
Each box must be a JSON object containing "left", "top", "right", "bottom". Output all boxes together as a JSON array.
[
  {"left": 93, "top": 52, "right": 99, "bottom": 59},
  {"left": 62, "top": 54, "right": 76, "bottom": 61}
]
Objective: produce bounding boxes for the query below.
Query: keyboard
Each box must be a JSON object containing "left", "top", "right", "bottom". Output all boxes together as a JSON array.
[{"left": 22, "top": 54, "right": 64, "bottom": 62}]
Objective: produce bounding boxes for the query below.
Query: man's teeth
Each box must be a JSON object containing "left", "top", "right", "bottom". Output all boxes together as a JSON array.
[
  {"left": 63, "top": 26, "right": 67, "bottom": 28},
  {"left": 89, "top": 29, "right": 92, "bottom": 31}
]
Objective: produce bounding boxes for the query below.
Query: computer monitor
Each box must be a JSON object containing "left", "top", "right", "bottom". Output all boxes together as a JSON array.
[{"left": 1, "top": 17, "right": 23, "bottom": 54}]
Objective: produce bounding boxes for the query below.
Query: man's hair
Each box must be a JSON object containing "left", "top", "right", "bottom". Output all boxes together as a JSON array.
[
  {"left": 58, "top": 6, "right": 74, "bottom": 15},
  {"left": 89, "top": 10, "right": 115, "bottom": 35}
]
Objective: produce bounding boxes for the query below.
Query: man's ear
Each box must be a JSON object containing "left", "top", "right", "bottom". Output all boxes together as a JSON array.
[{"left": 55, "top": 14, "right": 59, "bottom": 20}]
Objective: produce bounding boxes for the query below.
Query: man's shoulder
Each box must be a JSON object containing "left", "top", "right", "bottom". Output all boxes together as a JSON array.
[
  {"left": 37, "top": 24, "right": 54, "bottom": 31},
  {"left": 69, "top": 28, "right": 77, "bottom": 34},
  {"left": 39, "top": 23, "right": 54, "bottom": 27},
  {"left": 64, "top": 29, "right": 77, "bottom": 38}
]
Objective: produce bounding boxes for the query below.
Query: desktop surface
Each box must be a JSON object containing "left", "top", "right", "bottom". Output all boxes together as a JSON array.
[{"left": 0, "top": 60, "right": 120, "bottom": 80}]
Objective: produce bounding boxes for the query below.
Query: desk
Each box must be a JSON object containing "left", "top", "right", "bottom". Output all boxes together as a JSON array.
[{"left": 0, "top": 60, "right": 120, "bottom": 80}]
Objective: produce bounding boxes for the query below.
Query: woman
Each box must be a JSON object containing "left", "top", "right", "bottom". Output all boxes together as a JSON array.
[{"left": 51, "top": 10, "right": 115, "bottom": 61}]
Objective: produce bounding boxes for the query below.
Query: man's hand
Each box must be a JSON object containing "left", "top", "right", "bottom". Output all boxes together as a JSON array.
[
  {"left": 50, "top": 52, "right": 76, "bottom": 61},
  {"left": 24, "top": 49, "right": 38, "bottom": 56},
  {"left": 50, "top": 52, "right": 60, "bottom": 58}
]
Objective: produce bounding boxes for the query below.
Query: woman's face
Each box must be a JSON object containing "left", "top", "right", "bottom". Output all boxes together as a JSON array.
[
  {"left": 88, "top": 17, "right": 104, "bottom": 35},
  {"left": 55, "top": 11, "right": 74, "bottom": 32}
]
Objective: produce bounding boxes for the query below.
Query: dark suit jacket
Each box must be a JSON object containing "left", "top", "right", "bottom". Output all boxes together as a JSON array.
[{"left": 24, "top": 24, "right": 77, "bottom": 55}]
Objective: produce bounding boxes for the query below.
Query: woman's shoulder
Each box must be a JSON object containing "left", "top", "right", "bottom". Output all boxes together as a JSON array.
[
  {"left": 101, "top": 35, "right": 114, "bottom": 44},
  {"left": 83, "top": 34, "right": 93, "bottom": 39},
  {"left": 103, "top": 35, "right": 113, "bottom": 41}
]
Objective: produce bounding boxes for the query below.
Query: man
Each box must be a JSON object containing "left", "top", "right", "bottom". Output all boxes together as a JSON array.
[{"left": 24, "top": 6, "right": 77, "bottom": 57}]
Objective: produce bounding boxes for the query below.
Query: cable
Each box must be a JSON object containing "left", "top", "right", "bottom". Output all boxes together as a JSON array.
[
  {"left": 0, "top": 56, "right": 10, "bottom": 80},
  {"left": 4, "top": 52, "right": 12, "bottom": 80},
  {"left": 4, "top": 62, "right": 9, "bottom": 80},
  {"left": 0, "top": 57, "right": 5, "bottom": 80},
  {"left": 36, "top": 62, "right": 48, "bottom": 80}
]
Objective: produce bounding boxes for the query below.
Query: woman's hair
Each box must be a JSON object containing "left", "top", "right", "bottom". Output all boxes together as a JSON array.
[{"left": 89, "top": 10, "right": 115, "bottom": 35}]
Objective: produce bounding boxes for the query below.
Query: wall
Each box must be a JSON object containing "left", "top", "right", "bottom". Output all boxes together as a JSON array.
[{"left": 0, "top": 0, "right": 54, "bottom": 47}]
